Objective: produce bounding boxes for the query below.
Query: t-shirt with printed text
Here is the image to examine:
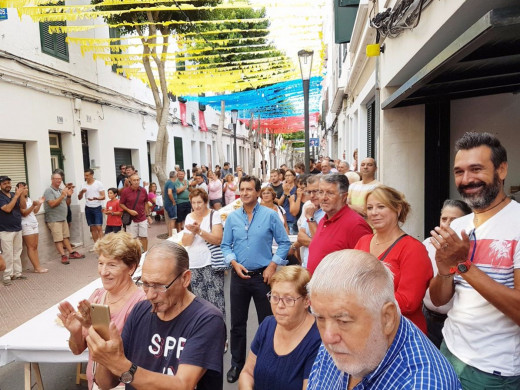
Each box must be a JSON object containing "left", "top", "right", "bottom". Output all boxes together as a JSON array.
[{"left": 121, "top": 297, "right": 226, "bottom": 390}]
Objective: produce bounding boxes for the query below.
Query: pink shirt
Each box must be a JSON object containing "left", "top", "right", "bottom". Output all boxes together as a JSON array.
[
  {"left": 208, "top": 179, "right": 223, "bottom": 200},
  {"left": 85, "top": 287, "right": 146, "bottom": 389}
]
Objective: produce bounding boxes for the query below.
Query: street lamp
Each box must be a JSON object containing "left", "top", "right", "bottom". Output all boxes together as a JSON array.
[
  {"left": 231, "top": 109, "right": 238, "bottom": 172},
  {"left": 298, "top": 49, "right": 313, "bottom": 174}
]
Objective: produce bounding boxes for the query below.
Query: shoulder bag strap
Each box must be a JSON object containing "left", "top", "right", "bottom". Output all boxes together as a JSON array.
[
  {"left": 380, "top": 234, "right": 408, "bottom": 261},
  {"left": 131, "top": 187, "right": 141, "bottom": 210},
  {"left": 209, "top": 209, "right": 214, "bottom": 231}
]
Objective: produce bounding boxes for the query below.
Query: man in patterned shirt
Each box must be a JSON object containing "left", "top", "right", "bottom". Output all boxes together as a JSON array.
[
  {"left": 430, "top": 132, "right": 520, "bottom": 389},
  {"left": 307, "top": 249, "right": 461, "bottom": 390}
]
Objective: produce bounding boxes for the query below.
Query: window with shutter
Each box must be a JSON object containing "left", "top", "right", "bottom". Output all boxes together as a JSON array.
[
  {"left": 367, "top": 100, "right": 375, "bottom": 158},
  {"left": 39, "top": 3, "right": 68, "bottom": 61},
  {"left": 0, "top": 142, "right": 28, "bottom": 187},
  {"left": 109, "top": 27, "right": 123, "bottom": 74}
]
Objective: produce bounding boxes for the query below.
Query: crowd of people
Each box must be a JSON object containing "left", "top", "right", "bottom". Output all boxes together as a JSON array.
[{"left": 1, "top": 131, "right": 518, "bottom": 389}]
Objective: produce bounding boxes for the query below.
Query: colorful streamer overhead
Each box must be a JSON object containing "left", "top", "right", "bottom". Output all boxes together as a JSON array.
[
  {"left": 238, "top": 113, "right": 320, "bottom": 134},
  {"left": 187, "top": 76, "right": 322, "bottom": 119},
  {"left": 3, "top": 0, "right": 327, "bottom": 133}
]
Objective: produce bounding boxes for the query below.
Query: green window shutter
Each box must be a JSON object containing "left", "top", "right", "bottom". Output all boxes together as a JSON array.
[
  {"left": 54, "top": 21, "right": 69, "bottom": 61},
  {"left": 339, "top": 0, "right": 360, "bottom": 6},
  {"left": 334, "top": 0, "right": 359, "bottom": 44},
  {"left": 40, "top": 21, "right": 55, "bottom": 55},
  {"left": 39, "top": 2, "right": 68, "bottom": 61},
  {"left": 109, "top": 27, "right": 122, "bottom": 73}
]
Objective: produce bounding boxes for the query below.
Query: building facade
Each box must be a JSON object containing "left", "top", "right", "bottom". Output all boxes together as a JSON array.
[
  {"left": 323, "top": 0, "right": 520, "bottom": 239},
  {"left": 0, "top": 7, "right": 251, "bottom": 259}
]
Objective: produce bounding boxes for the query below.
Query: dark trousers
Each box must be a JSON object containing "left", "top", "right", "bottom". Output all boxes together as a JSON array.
[
  {"left": 230, "top": 271, "right": 272, "bottom": 369},
  {"left": 423, "top": 304, "right": 447, "bottom": 349}
]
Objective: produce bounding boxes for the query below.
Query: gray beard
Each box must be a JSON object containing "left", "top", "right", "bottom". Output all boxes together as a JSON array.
[{"left": 458, "top": 174, "right": 501, "bottom": 210}]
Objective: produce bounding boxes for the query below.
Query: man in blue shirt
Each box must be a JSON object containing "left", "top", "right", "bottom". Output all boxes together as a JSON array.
[
  {"left": 163, "top": 170, "right": 178, "bottom": 238},
  {"left": 307, "top": 249, "right": 462, "bottom": 390},
  {"left": 221, "top": 175, "right": 291, "bottom": 383}
]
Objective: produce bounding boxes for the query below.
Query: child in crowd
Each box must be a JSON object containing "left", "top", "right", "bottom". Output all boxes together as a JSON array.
[{"left": 103, "top": 188, "right": 122, "bottom": 234}]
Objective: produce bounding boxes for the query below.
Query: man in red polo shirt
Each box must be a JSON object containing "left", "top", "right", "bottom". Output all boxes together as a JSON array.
[
  {"left": 120, "top": 174, "right": 149, "bottom": 250},
  {"left": 307, "top": 174, "right": 371, "bottom": 274}
]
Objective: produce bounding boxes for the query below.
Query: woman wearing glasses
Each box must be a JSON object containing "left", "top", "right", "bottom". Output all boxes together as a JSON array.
[
  {"left": 57, "top": 232, "right": 145, "bottom": 390},
  {"left": 239, "top": 266, "right": 321, "bottom": 390},
  {"left": 354, "top": 185, "right": 433, "bottom": 333}
]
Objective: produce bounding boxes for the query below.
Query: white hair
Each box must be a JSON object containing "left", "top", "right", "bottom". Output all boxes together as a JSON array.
[{"left": 307, "top": 249, "right": 398, "bottom": 316}]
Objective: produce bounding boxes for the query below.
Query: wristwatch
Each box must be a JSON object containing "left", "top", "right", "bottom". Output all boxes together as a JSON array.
[
  {"left": 306, "top": 217, "right": 316, "bottom": 223},
  {"left": 450, "top": 259, "right": 472, "bottom": 275},
  {"left": 119, "top": 363, "right": 137, "bottom": 384}
]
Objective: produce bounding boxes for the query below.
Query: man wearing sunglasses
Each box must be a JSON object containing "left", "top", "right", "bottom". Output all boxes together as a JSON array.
[
  {"left": 430, "top": 132, "right": 520, "bottom": 389},
  {"left": 86, "top": 240, "right": 226, "bottom": 390}
]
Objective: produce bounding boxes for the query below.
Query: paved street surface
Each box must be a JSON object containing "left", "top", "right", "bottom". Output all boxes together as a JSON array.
[{"left": 0, "top": 220, "right": 258, "bottom": 390}]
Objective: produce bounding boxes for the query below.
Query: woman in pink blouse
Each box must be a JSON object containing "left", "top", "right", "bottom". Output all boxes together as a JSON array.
[
  {"left": 223, "top": 173, "right": 236, "bottom": 206},
  {"left": 207, "top": 169, "right": 223, "bottom": 210},
  {"left": 57, "top": 232, "right": 146, "bottom": 389}
]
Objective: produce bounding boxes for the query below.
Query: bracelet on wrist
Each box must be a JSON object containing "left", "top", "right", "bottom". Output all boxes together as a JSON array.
[{"left": 437, "top": 271, "right": 455, "bottom": 278}]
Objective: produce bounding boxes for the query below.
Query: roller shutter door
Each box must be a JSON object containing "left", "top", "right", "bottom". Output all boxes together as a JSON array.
[{"left": 0, "top": 142, "right": 27, "bottom": 185}]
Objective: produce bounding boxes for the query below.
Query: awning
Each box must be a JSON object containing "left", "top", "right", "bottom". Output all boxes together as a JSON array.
[{"left": 382, "top": 6, "right": 520, "bottom": 109}]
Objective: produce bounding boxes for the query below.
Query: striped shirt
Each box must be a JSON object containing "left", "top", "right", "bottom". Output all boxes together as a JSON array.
[
  {"left": 443, "top": 200, "right": 520, "bottom": 376},
  {"left": 307, "top": 316, "right": 461, "bottom": 390}
]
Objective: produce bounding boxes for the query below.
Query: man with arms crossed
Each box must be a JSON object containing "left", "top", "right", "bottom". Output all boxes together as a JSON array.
[
  {"left": 221, "top": 175, "right": 291, "bottom": 383},
  {"left": 87, "top": 240, "right": 226, "bottom": 390},
  {"left": 44, "top": 173, "right": 84, "bottom": 264},
  {"left": 430, "top": 132, "right": 520, "bottom": 389},
  {"left": 174, "top": 170, "right": 190, "bottom": 233},
  {"left": 307, "top": 249, "right": 461, "bottom": 389},
  {"left": 347, "top": 157, "right": 381, "bottom": 215}
]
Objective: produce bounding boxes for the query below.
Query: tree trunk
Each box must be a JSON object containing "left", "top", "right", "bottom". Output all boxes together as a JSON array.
[
  {"left": 216, "top": 100, "right": 225, "bottom": 166},
  {"left": 152, "top": 97, "right": 169, "bottom": 192}
]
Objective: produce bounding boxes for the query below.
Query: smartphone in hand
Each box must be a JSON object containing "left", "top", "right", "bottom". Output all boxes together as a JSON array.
[{"left": 91, "top": 304, "right": 111, "bottom": 341}]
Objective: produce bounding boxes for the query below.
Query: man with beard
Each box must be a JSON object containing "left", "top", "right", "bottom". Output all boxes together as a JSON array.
[
  {"left": 430, "top": 132, "right": 520, "bottom": 389},
  {"left": 0, "top": 176, "right": 27, "bottom": 285},
  {"left": 307, "top": 249, "right": 461, "bottom": 389}
]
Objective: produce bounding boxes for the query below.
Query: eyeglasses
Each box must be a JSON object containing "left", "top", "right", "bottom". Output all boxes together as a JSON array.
[
  {"left": 304, "top": 190, "right": 319, "bottom": 196},
  {"left": 318, "top": 190, "right": 345, "bottom": 198},
  {"left": 469, "top": 229, "right": 477, "bottom": 263},
  {"left": 135, "top": 271, "right": 184, "bottom": 293},
  {"left": 266, "top": 292, "right": 303, "bottom": 307}
]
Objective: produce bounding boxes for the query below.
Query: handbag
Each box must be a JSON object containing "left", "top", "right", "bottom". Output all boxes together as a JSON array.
[
  {"left": 206, "top": 210, "right": 228, "bottom": 270},
  {"left": 122, "top": 187, "right": 141, "bottom": 226}
]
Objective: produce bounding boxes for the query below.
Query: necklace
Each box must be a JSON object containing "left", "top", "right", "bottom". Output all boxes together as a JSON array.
[
  {"left": 474, "top": 195, "right": 508, "bottom": 225},
  {"left": 374, "top": 230, "right": 403, "bottom": 245},
  {"left": 107, "top": 283, "right": 133, "bottom": 305}
]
